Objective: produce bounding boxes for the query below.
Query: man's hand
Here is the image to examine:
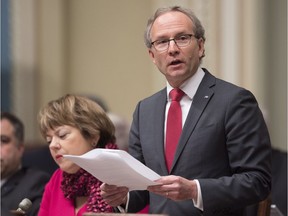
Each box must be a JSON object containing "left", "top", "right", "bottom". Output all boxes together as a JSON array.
[
  {"left": 100, "top": 183, "right": 129, "bottom": 207},
  {"left": 147, "top": 175, "right": 198, "bottom": 201}
]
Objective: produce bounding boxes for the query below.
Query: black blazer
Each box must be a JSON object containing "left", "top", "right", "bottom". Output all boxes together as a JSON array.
[
  {"left": 1, "top": 167, "right": 50, "bottom": 216},
  {"left": 128, "top": 69, "right": 271, "bottom": 216}
]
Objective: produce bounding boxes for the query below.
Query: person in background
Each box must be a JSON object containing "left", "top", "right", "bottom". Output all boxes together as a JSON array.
[
  {"left": 100, "top": 5, "right": 271, "bottom": 216},
  {"left": 82, "top": 94, "right": 131, "bottom": 152},
  {"left": 107, "top": 113, "right": 130, "bottom": 152},
  {"left": 1, "top": 112, "right": 50, "bottom": 216},
  {"left": 37, "top": 94, "right": 118, "bottom": 216}
]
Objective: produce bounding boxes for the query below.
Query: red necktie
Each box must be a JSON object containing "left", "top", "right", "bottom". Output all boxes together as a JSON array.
[{"left": 165, "top": 88, "right": 185, "bottom": 171}]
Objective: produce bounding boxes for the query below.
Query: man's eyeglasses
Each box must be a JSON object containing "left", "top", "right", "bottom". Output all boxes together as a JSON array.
[{"left": 151, "top": 34, "right": 197, "bottom": 52}]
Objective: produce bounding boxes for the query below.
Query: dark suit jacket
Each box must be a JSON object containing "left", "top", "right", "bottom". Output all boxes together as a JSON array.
[
  {"left": 1, "top": 167, "right": 50, "bottom": 216},
  {"left": 128, "top": 69, "right": 271, "bottom": 216}
]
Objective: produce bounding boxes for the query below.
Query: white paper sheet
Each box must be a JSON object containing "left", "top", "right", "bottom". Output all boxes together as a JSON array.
[{"left": 63, "top": 149, "right": 161, "bottom": 191}]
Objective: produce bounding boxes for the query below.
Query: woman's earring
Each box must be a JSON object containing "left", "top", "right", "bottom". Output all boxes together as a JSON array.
[{"left": 91, "top": 142, "right": 97, "bottom": 148}]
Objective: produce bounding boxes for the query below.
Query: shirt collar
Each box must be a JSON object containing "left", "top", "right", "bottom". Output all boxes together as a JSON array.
[{"left": 166, "top": 67, "right": 205, "bottom": 100}]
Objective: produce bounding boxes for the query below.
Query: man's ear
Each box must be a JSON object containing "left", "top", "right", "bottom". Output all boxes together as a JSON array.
[
  {"left": 148, "top": 49, "right": 156, "bottom": 64},
  {"left": 198, "top": 38, "right": 205, "bottom": 58},
  {"left": 18, "top": 143, "right": 25, "bottom": 156}
]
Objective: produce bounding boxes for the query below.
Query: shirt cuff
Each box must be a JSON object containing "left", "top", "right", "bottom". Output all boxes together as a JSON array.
[
  {"left": 192, "top": 180, "right": 203, "bottom": 211},
  {"left": 117, "top": 192, "right": 130, "bottom": 213}
]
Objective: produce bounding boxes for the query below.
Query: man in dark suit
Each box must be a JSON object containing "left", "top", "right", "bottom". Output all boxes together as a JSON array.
[
  {"left": 1, "top": 112, "right": 50, "bottom": 216},
  {"left": 100, "top": 6, "right": 271, "bottom": 216}
]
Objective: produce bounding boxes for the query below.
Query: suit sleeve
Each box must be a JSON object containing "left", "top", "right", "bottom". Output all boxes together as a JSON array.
[
  {"left": 25, "top": 170, "right": 50, "bottom": 216},
  {"left": 199, "top": 89, "right": 271, "bottom": 211},
  {"left": 127, "top": 101, "right": 150, "bottom": 213},
  {"left": 37, "top": 176, "right": 52, "bottom": 216}
]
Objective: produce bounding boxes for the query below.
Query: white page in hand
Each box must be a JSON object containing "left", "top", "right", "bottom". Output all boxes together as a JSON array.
[{"left": 63, "top": 149, "right": 161, "bottom": 191}]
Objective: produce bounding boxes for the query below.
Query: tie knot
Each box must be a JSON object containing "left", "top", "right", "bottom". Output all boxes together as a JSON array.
[{"left": 170, "top": 88, "right": 184, "bottom": 102}]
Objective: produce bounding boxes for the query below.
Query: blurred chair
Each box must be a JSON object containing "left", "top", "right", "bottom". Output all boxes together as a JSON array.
[
  {"left": 22, "top": 144, "right": 58, "bottom": 176},
  {"left": 257, "top": 195, "right": 271, "bottom": 216}
]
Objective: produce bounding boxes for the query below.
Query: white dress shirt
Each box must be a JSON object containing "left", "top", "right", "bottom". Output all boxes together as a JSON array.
[{"left": 165, "top": 67, "right": 205, "bottom": 211}]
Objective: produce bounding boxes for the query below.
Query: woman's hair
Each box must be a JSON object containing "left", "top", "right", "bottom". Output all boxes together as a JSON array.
[
  {"left": 38, "top": 94, "right": 115, "bottom": 148},
  {"left": 144, "top": 5, "right": 206, "bottom": 48}
]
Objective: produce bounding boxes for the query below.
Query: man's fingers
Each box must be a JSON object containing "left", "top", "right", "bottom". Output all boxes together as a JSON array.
[{"left": 100, "top": 183, "right": 129, "bottom": 206}]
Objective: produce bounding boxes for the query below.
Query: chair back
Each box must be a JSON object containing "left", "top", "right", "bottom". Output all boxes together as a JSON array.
[{"left": 257, "top": 194, "right": 272, "bottom": 216}]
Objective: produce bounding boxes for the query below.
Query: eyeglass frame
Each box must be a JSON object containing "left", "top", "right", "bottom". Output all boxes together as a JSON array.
[{"left": 150, "top": 34, "right": 198, "bottom": 52}]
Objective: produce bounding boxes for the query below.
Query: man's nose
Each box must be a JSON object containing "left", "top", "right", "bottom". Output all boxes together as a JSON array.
[{"left": 168, "top": 40, "right": 180, "bottom": 54}]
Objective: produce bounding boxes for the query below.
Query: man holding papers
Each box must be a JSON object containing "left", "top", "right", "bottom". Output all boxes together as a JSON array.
[{"left": 100, "top": 5, "right": 271, "bottom": 216}]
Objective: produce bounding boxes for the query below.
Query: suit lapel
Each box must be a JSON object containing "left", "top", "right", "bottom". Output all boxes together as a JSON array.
[
  {"left": 1, "top": 168, "right": 24, "bottom": 196},
  {"left": 171, "top": 70, "right": 216, "bottom": 172},
  {"left": 153, "top": 89, "right": 170, "bottom": 174}
]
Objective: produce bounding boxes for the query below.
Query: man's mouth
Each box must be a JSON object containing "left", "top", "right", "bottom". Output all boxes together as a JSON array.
[{"left": 169, "top": 59, "right": 182, "bottom": 66}]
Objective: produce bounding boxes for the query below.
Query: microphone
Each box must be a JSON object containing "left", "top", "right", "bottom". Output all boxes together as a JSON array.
[
  {"left": 10, "top": 198, "right": 32, "bottom": 215},
  {"left": 17, "top": 198, "right": 32, "bottom": 213}
]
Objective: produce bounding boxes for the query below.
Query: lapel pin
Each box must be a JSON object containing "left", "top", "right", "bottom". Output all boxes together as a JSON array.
[{"left": 204, "top": 96, "right": 209, "bottom": 99}]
